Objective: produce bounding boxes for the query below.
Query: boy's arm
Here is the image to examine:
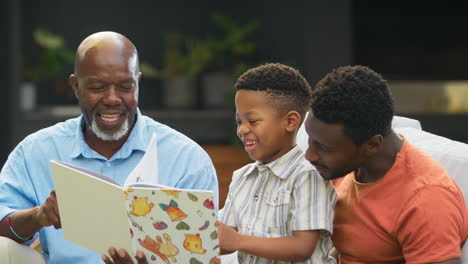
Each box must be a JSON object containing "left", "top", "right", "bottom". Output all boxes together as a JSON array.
[{"left": 217, "top": 221, "right": 320, "bottom": 261}]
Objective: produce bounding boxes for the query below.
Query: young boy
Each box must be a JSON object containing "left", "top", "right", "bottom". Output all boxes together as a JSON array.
[{"left": 218, "top": 63, "right": 337, "bottom": 263}]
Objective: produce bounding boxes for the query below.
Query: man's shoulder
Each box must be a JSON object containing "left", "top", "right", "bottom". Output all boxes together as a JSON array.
[
  {"left": 396, "top": 141, "right": 460, "bottom": 194},
  {"left": 403, "top": 140, "right": 452, "bottom": 176}
]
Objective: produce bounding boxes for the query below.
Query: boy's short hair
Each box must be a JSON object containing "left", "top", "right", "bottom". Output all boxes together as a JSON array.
[
  {"left": 311, "top": 65, "right": 395, "bottom": 145},
  {"left": 234, "top": 63, "right": 312, "bottom": 120}
]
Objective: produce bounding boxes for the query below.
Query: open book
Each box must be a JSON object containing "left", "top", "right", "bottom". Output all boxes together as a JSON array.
[{"left": 51, "top": 134, "right": 219, "bottom": 264}]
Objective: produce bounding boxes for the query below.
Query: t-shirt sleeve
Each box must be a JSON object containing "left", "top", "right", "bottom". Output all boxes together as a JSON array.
[
  {"left": 292, "top": 170, "right": 337, "bottom": 234},
  {"left": 396, "top": 185, "right": 466, "bottom": 263}
]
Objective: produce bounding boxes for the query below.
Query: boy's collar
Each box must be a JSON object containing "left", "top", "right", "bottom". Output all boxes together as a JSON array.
[{"left": 252, "top": 145, "right": 304, "bottom": 179}]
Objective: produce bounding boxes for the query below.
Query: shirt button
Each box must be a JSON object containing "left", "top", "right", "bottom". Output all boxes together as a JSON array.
[{"left": 106, "top": 162, "right": 111, "bottom": 167}]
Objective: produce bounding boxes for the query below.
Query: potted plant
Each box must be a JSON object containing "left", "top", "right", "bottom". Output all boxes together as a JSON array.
[
  {"left": 159, "top": 32, "right": 212, "bottom": 109},
  {"left": 21, "top": 28, "right": 74, "bottom": 110},
  {"left": 202, "top": 12, "right": 260, "bottom": 109}
]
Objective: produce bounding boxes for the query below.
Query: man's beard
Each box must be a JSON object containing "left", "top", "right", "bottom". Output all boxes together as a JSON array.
[{"left": 90, "top": 114, "right": 130, "bottom": 141}]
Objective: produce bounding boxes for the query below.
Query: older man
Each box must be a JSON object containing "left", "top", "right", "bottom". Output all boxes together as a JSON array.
[{"left": 0, "top": 31, "right": 218, "bottom": 264}]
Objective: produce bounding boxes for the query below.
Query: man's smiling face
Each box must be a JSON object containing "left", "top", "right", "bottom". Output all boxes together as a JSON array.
[{"left": 71, "top": 40, "right": 140, "bottom": 141}]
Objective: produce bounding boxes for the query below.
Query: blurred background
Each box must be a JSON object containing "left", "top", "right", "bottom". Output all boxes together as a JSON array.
[{"left": 1, "top": 1, "right": 468, "bottom": 200}]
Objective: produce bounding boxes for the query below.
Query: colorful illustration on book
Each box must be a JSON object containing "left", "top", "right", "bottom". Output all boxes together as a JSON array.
[
  {"left": 203, "top": 199, "right": 215, "bottom": 210},
  {"left": 210, "top": 231, "right": 217, "bottom": 240},
  {"left": 161, "top": 189, "right": 181, "bottom": 198},
  {"left": 159, "top": 200, "right": 188, "bottom": 221},
  {"left": 176, "top": 221, "right": 190, "bottom": 230},
  {"left": 130, "top": 196, "right": 154, "bottom": 216},
  {"left": 210, "top": 256, "right": 221, "bottom": 264},
  {"left": 153, "top": 221, "right": 168, "bottom": 230},
  {"left": 198, "top": 220, "right": 209, "bottom": 231},
  {"left": 126, "top": 188, "right": 218, "bottom": 263},
  {"left": 138, "top": 233, "right": 179, "bottom": 264},
  {"left": 188, "top": 193, "right": 198, "bottom": 201},
  {"left": 190, "top": 257, "right": 203, "bottom": 264},
  {"left": 124, "top": 188, "right": 134, "bottom": 200},
  {"left": 184, "top": 233, "right": 207, "bottom": 254}
]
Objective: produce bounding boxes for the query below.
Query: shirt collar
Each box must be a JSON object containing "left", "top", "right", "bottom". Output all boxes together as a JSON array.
[
  {"left": 244, "top": 145, "right": 305, "bottom": 179},
  {"left": 70, "top": 108, "right": 148, "bottom": 160}
]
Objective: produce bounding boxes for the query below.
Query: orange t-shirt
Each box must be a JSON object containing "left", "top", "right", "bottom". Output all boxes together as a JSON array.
[{"left": 332, "top": 139, "right": 468, "bottom": 264}]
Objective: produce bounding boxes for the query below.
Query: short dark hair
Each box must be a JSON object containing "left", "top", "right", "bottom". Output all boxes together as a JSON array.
[
  {"left": 234, "top": 63, "right": 312, "bottom": 119},
  {"left": 311, "top": 65, "right": 394, "bottom": 144}
]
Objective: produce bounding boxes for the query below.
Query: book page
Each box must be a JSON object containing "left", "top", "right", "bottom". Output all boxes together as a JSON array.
[
  {"left": 54, "top": 161, "right": 121, "bottom": 187},
  {"left": 128, "top": 183, "right": 169, "bottom": 189},
  {"left": 124, "top": 187, "right": 219, "bottom": 264},
  {"left": 51, "top": 161, "right": 133, "bottom": 255},
  {"left": 124, "top": 133, "right": 158, "bottom": 187}
]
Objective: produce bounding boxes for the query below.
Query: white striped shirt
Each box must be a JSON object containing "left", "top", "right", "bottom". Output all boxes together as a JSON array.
[{"left": 221, "top": 145, "right": 337, "bottom": 264}]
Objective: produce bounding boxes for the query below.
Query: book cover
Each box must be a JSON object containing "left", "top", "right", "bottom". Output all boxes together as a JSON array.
[
  {"left": 50, "top": 134, "right": 219, "bottom": 263},
  {"left": 126, "top": 187, "right": 219, "bottom": 264}
]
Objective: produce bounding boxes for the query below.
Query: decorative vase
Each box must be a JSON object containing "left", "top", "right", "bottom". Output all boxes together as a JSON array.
[
  {"left": 202, "top": 72, "right": 234, "bottom": 109},
  {"left": 20, "top": 82, "right": 36, "bottom": 111},
  {"left": 162, "top": 75, "right": 196, "bottom": 109}
]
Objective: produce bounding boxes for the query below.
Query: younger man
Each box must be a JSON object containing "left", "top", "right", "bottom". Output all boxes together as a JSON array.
[
  {"left": 218, "top": 63, "right": 337, "bottom": 263},
  {"left": 305, "top": 65, "right": 468, "bottom": 263}
]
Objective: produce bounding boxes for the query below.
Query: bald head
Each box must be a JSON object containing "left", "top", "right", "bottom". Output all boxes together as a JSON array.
[{"left": 74, "top": 31, "right": 139, "bottom": 77}]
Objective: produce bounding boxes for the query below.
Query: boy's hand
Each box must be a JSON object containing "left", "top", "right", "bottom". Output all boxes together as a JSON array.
[
  {"left": 216, "top": 220, "right": 242, "bottom": 252},
  {"left": 102, "top": 248, "right": 148, "bottom": 264}
]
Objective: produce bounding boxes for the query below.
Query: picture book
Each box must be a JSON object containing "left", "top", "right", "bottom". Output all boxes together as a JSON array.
[{"left": 50, "top": 134, "right": 219, "bottom": 264}]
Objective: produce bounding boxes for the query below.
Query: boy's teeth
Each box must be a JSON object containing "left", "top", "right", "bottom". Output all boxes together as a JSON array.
[{"left": 245, "top": 140, "right": 255, "bottom": 146}]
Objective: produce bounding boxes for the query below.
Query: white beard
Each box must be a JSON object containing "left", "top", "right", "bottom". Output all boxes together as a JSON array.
[{"left": 90, "top": 116, "right": 129, "bottom": 141}]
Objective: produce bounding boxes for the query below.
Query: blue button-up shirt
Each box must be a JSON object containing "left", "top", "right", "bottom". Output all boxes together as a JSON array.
[{"left": 0, "top": 109, "right": 218, "bottom": 264}]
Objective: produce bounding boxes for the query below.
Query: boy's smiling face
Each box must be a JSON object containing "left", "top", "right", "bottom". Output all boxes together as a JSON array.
[{"left": 235, "top": 90, "right": 293, "bottom": 164}]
